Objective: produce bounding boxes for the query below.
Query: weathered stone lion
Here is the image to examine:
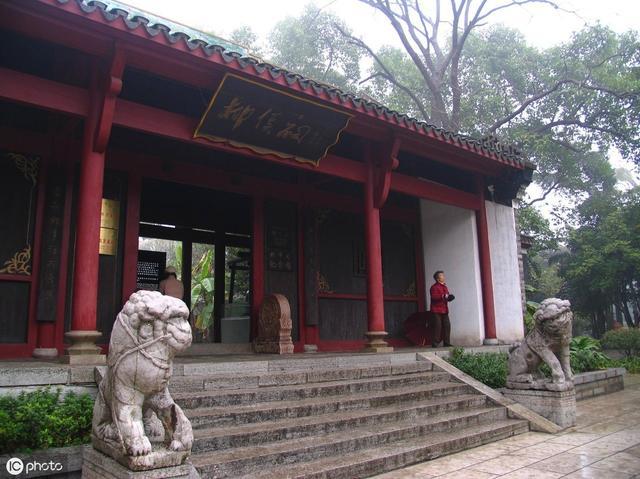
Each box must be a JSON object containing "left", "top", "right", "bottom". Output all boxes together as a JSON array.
[
  {"left": 92, "top": 290, "right": 193, "bottom": 467},
  {"left": 507, "top": 298, "right": 573, "bottom": 391}
]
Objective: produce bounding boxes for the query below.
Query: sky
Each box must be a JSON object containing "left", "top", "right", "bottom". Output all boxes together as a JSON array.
[{"left": 120, "top": 0, "right": 639, "bottom": 202}]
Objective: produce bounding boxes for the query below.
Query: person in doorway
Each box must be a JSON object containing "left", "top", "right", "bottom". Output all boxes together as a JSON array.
[
  {"left": 429, "top": 270, "right": 455, "bottom": 347},
  {"left": 159, "top": 266, "right": 184, "bottom": 300}
]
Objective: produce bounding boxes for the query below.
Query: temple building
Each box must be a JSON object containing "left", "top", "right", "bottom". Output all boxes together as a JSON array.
[{"left": 0, "top": 0, "right": 533, "bottom": 362}]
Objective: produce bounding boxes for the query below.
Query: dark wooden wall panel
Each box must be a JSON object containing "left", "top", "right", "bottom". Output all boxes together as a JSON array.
[
  {"left": 317, "top": 209, "right": 366, "bottom": 295},
  {"left": 384, "top": 301, "right": 418, "bottom": 338},
  {"left": 318, "top": 298, "right": 367, "bottom": 340},
  {"left": 264, "top": 199, "right": 299, "bottom": 341},
  {"left": 0, "top": 282, "right": 30, "bottom": 343},
  {"left": 97, "top": 171, "right": 127, "bottom": 343},
  {"left": 381, "top": 221, "right": 417, "bottom": 296}
]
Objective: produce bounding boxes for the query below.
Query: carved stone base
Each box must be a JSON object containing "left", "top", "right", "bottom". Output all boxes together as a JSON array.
[
  {"left": 82, "top": 446, "right": 199, "bottom": 478},
  {"left": 503, "top": 387, "right": 576, "bottom": 429},
  {"left": 253, "top": 294, "right": 294, "bottom": 355},
  {"left": 92, "top": 437, "right": 190, "bottom": 472},
  {"left": 254, "top": 338, "right": 294, "bottom": 354},
  {"left": 64, "top": 330, "right": 106, "bottom": 365},
  {"left": 363, "top": 331, "right": 394, "bottom": 353},
  {"left": 483, "top": 338, "right": 499, "bottom": 345}
]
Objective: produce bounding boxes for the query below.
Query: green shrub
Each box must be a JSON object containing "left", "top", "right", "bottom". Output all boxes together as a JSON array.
[
  {"left": 523, "top": 301, "right": 539, "bottom": 334},
  {"left": 0, "top": 388, "right": 93, "bottom": 454},
  {"left": 447, "top": 347, "right": 508, "bottom": 389},
  {"left": 608, "top": 356, "right": 640, "bottom": 374},
  {"left": 570, "top": 336, "right": 610, "bottom": 373},
  {"left": 601, "top": 329, "right": 640, "bottom": 357}
]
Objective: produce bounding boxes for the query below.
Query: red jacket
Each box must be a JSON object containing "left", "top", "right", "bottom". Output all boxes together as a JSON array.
[{"left": 430, "top": 282, "right": 450, "bottom": 314}]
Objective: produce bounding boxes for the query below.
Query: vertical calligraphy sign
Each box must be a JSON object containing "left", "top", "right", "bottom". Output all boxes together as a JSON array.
[{"left": 193, "top": 74, "right": 353, "bottom": 166}]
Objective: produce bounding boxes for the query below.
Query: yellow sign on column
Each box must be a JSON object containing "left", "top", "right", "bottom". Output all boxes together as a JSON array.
[{"left": 99, "top": 199, "right": 119, "bottom": 256}]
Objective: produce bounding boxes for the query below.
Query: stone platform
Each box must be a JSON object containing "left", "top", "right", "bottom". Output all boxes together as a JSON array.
[
  {"left": 82, "top": 447, "right": 198, "bottom": 479},
  {"left": 503, "top": 387, "right": 576, "bottom": 429}
]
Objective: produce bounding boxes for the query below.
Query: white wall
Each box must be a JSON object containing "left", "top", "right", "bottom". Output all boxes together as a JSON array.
[
  {"left": 485, "top": 200, "right": 525, "bottom": 342},
  {"left": 420, "top": 200, "right": 484, "bottom": 346}
]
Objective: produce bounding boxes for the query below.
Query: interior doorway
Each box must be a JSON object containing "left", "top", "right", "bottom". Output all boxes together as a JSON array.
[{"left": 136, "top": 179, "right": 252, "bottom": 344}]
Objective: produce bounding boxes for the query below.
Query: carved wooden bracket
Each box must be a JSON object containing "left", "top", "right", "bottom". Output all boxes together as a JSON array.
[
  {"left": 373, "top": 133, "right": 401, "bottom": 209},
  {"left": 94, "top": 44, "right": 126, "bottom": 154}
]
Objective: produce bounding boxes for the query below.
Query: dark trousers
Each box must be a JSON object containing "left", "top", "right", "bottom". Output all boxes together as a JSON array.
[{"left": 430, "top": 312, "right": 450, "bottom": 346}]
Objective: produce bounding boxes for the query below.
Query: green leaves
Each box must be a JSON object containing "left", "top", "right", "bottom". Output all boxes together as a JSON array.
[
  {"left": 601, "top": 329, "right": 640, "bottom": 357},
  {"left": 0, "top": 388, "right": 93, "bottom": 454},
  {"left": 268, "top": 5, "right": 363, "bottom": 90},
  {"left": 447, "top": 348, "right": 508, "bottom": 389}
]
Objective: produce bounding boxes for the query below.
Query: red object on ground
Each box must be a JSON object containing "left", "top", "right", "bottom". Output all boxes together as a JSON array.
[{"left": 404, "top": 312, "right": 432, "bottom": 346}]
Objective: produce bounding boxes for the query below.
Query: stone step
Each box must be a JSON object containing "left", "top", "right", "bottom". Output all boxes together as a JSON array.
[
  {"left": 236, "top": 419, "right": 529, "bottom": 479},
  {"left": 191, "top": 393, "right": 488, "bottom": 451},
  {"left": 170, "top": 361, "right": 433, "bottom": 392},
  {"left": 174, "top": 371, "right": 452, "bottom": 409},
  {"left": 186, "top": 382, "right": 478, "bottom": 430},
  {"left": 191, "top": 406, "right": 509, "bottom": 477}
]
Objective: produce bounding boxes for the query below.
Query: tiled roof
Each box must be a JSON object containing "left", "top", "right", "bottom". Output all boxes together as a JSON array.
[{"left": 50, "top": 0, "right": 528, "bottom": 169}]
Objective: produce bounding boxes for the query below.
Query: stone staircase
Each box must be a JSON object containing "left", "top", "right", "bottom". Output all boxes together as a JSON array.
[{"left": 170, "top": 354, "right": 529, "bottom": 478}]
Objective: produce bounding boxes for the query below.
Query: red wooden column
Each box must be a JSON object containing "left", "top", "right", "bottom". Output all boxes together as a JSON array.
[
  {"left": 251, "top": 195, "right": 265, "bottom": 340},
  {"left": 66, "top": 50, "right": 125, "bottom": 364},
  {"left": 363, "top": 146, "right": 393, "bottom": 353},
  {"left": 121, "top": 173, "right": 141, "bottom": 301},
  {"left": 475, "top": 176, "right": 498, "bottom": 344}
]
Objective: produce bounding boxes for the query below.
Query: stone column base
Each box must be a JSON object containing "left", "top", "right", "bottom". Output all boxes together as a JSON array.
[
  {"left": 483, "top": 338, "right": 499, "bottom": 345},
  {"left": 503, "top": 387, "right": 576, "bottom": 429},
  {"left": 32, "top": 347, "right": 59, "bottom": 359},
  {"left": 82, "top": 447, "right": 199, "bottom": 479},
  {"left": 63, "top": 330, "right": 106, "bottom": 365},
  {"left": 363, "top": 331, "right": 394, "bottom": 353},
  {"left": 303, "top": 344, "right": 318, "bottom": 353}
]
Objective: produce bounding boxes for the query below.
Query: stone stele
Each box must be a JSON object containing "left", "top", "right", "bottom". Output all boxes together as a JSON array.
[
  {"left": 505, "top": 297, "right": 576, "bottom": 428},
  {"left": 86, "top": 290, "right": 197, "bottom": 476},
  {"left": 253, "top": 294, "right": 294, "bottom": 354}
]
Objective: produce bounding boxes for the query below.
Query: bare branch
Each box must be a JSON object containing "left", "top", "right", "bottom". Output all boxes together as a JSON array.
[
  {"left": 487, "top": 79, "right": 572, "bottom": 133},
  {"left": 535, "top": 119, "right": 623, "bottom": 137},
  {"left": 524, "top": 181, "right": 561, "bottom": 206},
  {"left": 336, "top": 23, "right": 431, "bottom": 121}
]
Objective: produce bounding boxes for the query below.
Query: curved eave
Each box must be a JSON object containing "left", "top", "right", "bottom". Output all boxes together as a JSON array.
[{"left": 23, "top": 0, "right": 526, "bottom": 172}]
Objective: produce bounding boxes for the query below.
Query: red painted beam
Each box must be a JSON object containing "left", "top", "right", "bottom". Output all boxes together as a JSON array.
[
  {"left": 0, "top": 67, "right": 482, "bottom": 211},
  {"left": 390, "top": 173, "right": 481, "bottom": 211},
  {"left": 0, "top": 67, "right": 88, "bottom": 117}
]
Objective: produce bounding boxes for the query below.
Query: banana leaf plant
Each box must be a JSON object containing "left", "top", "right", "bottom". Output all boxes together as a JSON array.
[{"left": 190, "top": 249, "right": 215, "bottom": 339}]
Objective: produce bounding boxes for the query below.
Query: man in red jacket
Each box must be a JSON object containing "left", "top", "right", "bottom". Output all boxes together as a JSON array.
[{"left": 429, "top": 270, "right": 455, "bottom": 347}]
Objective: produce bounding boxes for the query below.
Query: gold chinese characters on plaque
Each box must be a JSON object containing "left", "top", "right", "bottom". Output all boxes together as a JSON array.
[{"left": 99, "top": 199, "right": 119, "bottom": 256}]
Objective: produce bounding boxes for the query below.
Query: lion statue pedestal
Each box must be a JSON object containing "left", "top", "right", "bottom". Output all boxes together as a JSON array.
[
  {"left": 82, "top": 291, "right": 200, "bottom": 478},
  {"left": 504, "top": 298, "right": 576, "bottom": 429}
]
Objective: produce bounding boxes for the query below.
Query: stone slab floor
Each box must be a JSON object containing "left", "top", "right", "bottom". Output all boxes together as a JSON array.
[{"left": 373, "top": 374, "right": 640, "bottom": 479}]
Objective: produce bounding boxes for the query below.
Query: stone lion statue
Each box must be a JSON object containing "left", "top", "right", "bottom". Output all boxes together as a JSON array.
[
  {"left": 507, "top": 298, "right": 573, "bottom": 391},
  {"left": 92, "top": 290, "right": 193, "bottom": 464}
]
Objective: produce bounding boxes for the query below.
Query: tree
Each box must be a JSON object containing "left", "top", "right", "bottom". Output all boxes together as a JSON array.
[
  {"left": 561, "top": 188, "right": 640, "bottom": 335},
  {"left": 332, "top": 1, "right": 639, "bottom": 203},
  {"left": 268, "top": 5, "right": 364, "bottom": 90},
  {"left": 229, "top": 26, "right": 263, "bottom": 56}
]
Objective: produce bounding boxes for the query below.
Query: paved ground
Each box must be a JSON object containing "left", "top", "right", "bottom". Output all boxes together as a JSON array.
[{"left": 373, "top": 374, "right": 640, "bottom": 479}]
